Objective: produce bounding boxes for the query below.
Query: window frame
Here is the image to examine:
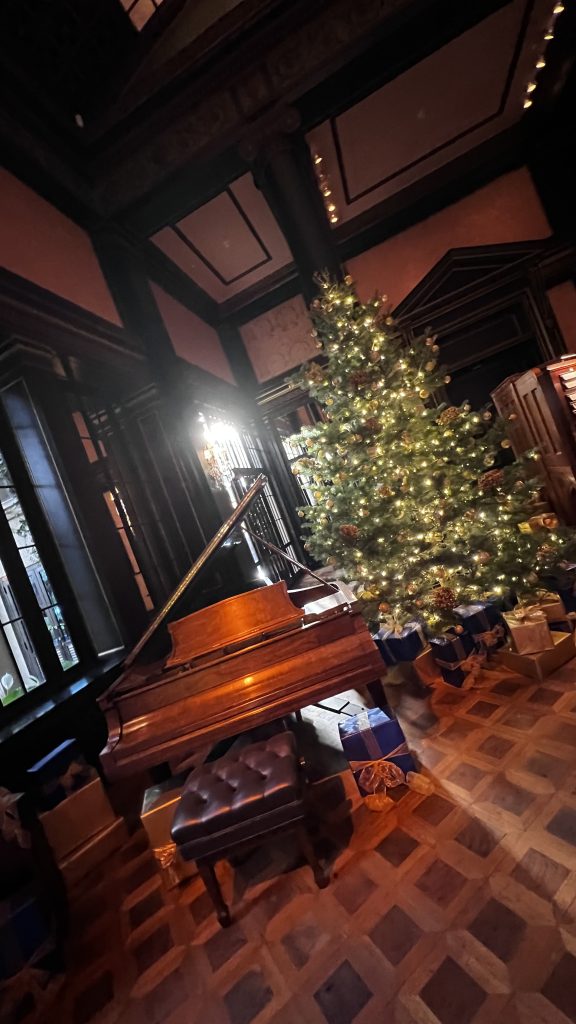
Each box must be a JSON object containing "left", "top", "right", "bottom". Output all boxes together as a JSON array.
[{"left": 0, "top": 402, "right": 95, "bottom": 720}]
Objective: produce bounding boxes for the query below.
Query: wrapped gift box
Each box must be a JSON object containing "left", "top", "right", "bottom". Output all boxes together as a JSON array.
[
  {"left": 338, "top": 708, "right": 416, "bottom": 798},
  {"left": 413, "top": 646, "right": 443, "bottom": 687},
  {"left": 39, "top": 778, "right": 116, "bottom": 862},
  {"left": 59, "top": 818, "right": 127, "bottom": 889},
  {"left": 429, "top": 630, "right": 478, "bottom": 687},
  {"left": 495, "top": 630, "right": 576, "bottom": 681},
  {"left": 141, "top": 775, "right": 197, "bottom": 887},
  {"left": 537, "top": 593, "right": 567, "bottom": 622},
  {"left": 0, "top": 886, "right": 51, "bottom": 981},
  {"left": 375, "top": 621, "right": 426, "bottom": 664},
  {"left": 454, "top": 602, "right": 506, "bottom": 651},
  {"left": 27, "top": 739, "right": 97, "bottom": 812},
  {"left": 503, "top": 609, "right": 553, "bottom": 655},
  {"left": 539, "top": 565, "right": 576, "bottom": 612}
]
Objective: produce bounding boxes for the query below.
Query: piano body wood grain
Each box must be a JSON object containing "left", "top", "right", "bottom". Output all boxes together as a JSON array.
[{"left": 98, "top": 478, "right": 385, "bottom": 779}]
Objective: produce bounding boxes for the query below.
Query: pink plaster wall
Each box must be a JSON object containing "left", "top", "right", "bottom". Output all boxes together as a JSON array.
[
  {"left": 548, "top": 282, "right": 576, "bottom": 354},
  {"left": 0, "top": 169, "right": 121, "bottom": 325},
  {"left": 151, "top": 282, "right": 235, "bottom": 384},
  {"left": 347, "top": 170, "right": 551, "bottom": 308}
]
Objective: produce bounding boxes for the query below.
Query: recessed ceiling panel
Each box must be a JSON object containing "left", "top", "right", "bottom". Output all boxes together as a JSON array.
[
  {"left": 307, "top": 0, "right": 555, "bottom": 226},
  {"left": 150, "top": 173, "right": 293, "bottom": 302}
]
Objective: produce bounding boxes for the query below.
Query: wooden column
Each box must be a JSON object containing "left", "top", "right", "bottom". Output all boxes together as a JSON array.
[{"left": 241, "top": 109, "right": 343, "bottom": 303}]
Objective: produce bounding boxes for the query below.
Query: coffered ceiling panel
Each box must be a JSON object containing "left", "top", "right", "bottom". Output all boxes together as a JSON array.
[
  {"left": 150, "top": 173, "right": 293, "bottom": 302},
  {"left": 307, "top": 0, "right": 557, "bottom": 228}
]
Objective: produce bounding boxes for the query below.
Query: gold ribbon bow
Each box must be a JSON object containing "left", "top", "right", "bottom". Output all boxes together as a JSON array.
[
  {"left": 505, "top": 605, "right": 546, "bottom": 625},
  {"left": 460, "top": 651, "right": 486, "bottom": 689},
  {"left": 473, "top": 624, "right": 505, "bottom": 649},
  {"left": 358, "top": 759, "right": 406, "bottom": 794}
]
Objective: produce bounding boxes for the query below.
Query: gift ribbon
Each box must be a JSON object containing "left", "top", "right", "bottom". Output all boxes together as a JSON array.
[
  {"left": 472, "top": 624, "right": 505, "bottom": 650},
  {"left": 350, "top": 740, "right": 409, "bottom": 794},
  {"left": 504, "top": 606, "right": 546, "bottom": 625},
  {"left": 50, "top": 760, "right": 95, "bottom": 797},
  {"left": 434, "top": 651, "right": 483, "bottom": 684},
  {"left": 352, "top": 711, "right": 388, "bottom": 760},
  {"left": 153, "top": 842, "right": 181, "bottom": 888}
]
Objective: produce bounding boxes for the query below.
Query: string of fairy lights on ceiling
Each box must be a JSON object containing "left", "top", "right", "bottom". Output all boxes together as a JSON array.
[
  {"left": 312, "top": 151, "right": 339, "bottom": 225},
  {"left": 523, "top": 1, "right": 566, "bottom": 109}
]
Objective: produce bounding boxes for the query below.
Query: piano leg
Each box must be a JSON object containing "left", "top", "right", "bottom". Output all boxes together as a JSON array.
[
  {"left": 297, "top": 823, "right": 329, "bottom": 889},
  {"left": 197, "top": 859, "right": 231, "bottom": 928}
]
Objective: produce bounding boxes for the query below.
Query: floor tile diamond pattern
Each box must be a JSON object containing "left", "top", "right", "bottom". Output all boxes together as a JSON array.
[{"left": 18, "top": 655, "right": 576, "bottom": 1024}]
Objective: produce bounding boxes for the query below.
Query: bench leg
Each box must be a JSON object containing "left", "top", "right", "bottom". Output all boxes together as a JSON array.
[
  {"left": 197, "top": 859, "right": 231, "bottom": 927},
  {"left": 297, "top": 823, "right": 329, "bottom": 889}
]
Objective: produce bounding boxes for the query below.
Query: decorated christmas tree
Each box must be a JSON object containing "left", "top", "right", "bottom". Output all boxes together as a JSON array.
[{"left": 291, "top": 275, "right": 570, "bottom": 631}]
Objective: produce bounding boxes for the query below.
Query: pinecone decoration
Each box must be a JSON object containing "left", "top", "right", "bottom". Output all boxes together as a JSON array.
[
  {"left": 433, "top": 586, "right": 456, "bottom": 610},
  {"left": 478, "top": 469, "right": 504, "bottom": 492},
  {"left": 339, "top": 524, "right": 359, "bottom": 543},
  {"left": 349, "top": 370, "right": 371, "bottom": 390},
  {"left": 437, "top": 407, "right": 460, "bottom": 427}
]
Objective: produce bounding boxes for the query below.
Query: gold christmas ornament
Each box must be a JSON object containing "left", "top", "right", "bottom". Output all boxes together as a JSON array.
[
  {"left": 482, "top": 411, "right": 492, "bottom": 421},
  {"left": 431, "top": 345, "right": 440, "bottom": 354},
  {"left": 500, "top": 439, "right": 512, "bottom": 449},
  {"left": 378, "top": 602, "right": 391, "bottom": 614},
  {"left": 344, "top": 275, "right": 353, "bottom": 285},
  {"left": 462, "top": 403, "right": 471, "bottom": 412},
  {"left": 483, "top": 454, "right": 495, "bottom": 467},
  {"left": 425, "top": 361, "right": 436, "bottom": 372},
  {"left": 444, "top": 375, "right": 452, "bottom": 384},
  {"left": 419, "top": 389, "right": 430, "bottom": 400}
]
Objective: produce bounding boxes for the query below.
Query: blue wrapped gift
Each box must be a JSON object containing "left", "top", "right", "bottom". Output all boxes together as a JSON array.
[
  {"left": 338, "top": 708, "right": 416, "bottom": 797},
  {"left": 375, "top": 620, "right": 427, "bottom": 664},
  {"left": 454, "top": 602, "right": 506, "bottom": 651},
  {"left": 429, "top": 630, "right": 478, "bottom": 687}
]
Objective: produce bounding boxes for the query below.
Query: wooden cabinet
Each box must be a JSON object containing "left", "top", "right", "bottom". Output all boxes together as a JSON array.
[{"left": 492, "top": 358, "right": 576, "bottom": 524}]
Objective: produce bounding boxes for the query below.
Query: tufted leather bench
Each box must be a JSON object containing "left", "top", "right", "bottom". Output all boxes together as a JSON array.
[{"left": 171, "top": 731, "right": 328, "bottom": 926}]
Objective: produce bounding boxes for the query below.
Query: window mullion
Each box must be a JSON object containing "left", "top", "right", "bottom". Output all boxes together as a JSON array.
[{"left": 0, "top": 497, "right": 62, "bottom": 681}]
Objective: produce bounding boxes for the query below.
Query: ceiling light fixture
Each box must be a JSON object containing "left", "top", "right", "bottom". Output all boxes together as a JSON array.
[
  {"left": 522, "top": 0, "right": 566, "bottom": 113},
  {"left": 311, "top": 149, "right": 339, "bottom": 226}
]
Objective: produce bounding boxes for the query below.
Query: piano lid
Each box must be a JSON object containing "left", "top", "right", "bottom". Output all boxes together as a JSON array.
[{"left": 166, "top": 581, "right": 304, "bottom": 667}]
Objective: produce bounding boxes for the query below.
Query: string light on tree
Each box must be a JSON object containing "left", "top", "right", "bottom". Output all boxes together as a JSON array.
[{"left": 289, "top": 274, "right": 570, "bottom": 630}]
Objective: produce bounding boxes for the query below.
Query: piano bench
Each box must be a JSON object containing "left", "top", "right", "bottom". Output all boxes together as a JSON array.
[{"left": 171, "top": 731, "right": 328, "bottom": 927}]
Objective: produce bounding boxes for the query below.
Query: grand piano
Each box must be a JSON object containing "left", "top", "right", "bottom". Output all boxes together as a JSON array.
[{"left": 99, "top": 476, "right": 385, "bottom": 778}]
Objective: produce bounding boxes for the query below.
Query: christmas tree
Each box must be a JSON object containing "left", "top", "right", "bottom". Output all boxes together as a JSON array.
[{"left": 291, "top": 275, "right": 569, "bottom": 631}]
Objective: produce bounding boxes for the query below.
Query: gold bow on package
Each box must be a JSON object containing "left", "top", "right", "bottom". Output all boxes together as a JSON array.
[
  {"left": 535, "top": 591, "right": 567, "bottom": 622},
  {"left": 356, "top": 758, "right": 405, "bottom": 812},
  {"left": 503, "top": 606, "right": 554, "bottom": 655}
]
